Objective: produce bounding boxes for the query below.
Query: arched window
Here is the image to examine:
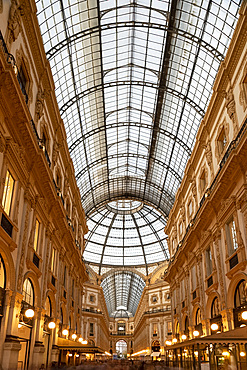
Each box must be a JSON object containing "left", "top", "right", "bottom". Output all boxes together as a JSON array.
[
  {"left": 234, "top": 279, "right": 246, "bottom": 308},
  {"left": 0, "top": 254, "right": 6, "bottom": 289},
  {"left": 22, "top": 278, "right": 34, "bottom": 306},
  {"left": 184, "top": 316, "right": 189, "bottom": 332},
  {"left": 211, "top": 297, "right": 220, "bottom": 318},
  {"left": 195, "top": 308, "right": 201, "bottom": 325},
  {"left": 175, "top": 322, "right": 179, "bottom": 334},
  {"left": 45, "top": 296, "right": 52, "bottom": 317},
  {"left": 60, "top": 307, "right": 63, "bottom": 324}
]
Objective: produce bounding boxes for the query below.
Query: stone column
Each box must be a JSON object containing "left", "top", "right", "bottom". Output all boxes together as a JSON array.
[
  {"left": 31, "top": 308, "right": 45, "bottom": 369},
  {"left": 1, "top": 292, "right": 23, "bottom": 370},
  {"left": 0, "top": 289, "right": 13, "bottom": 365},
  {"left": 221, "top": 308, "right": 234, "bottom": 332}
]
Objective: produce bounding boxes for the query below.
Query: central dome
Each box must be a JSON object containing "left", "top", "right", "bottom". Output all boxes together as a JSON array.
[{"left": 83, "top": 200, "right": 169, "bottom": 275}]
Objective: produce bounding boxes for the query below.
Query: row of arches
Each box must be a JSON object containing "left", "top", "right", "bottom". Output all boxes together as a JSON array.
[{"left": 174, "top": 275, "right": 247, "bottom": 337}]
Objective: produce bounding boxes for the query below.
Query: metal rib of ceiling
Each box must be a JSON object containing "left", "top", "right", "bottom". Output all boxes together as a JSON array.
[{"left": 36, "top": 0, "right": 242, "bottom": 217}]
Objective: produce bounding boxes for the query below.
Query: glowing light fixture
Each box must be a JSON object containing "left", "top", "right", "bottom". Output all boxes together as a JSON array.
[
  {"left": 72, "top": 333, "right": 77, "bottom": 340},
  {"left": 240, "top": 324, "right": 246, "bottom": 327},
  {"left": 181, "top": 334, "right": 187, "bottom": 340},
  {"left": 82, "top": 340, "right": 88, "bottom": 344},
  {"left": 193, "top": 330, "right": 200, "bottom": 337},
  {"left": 48, "top": 321, "right": 56, "bottom": 329},
  {"left": 172, "top": 338, "right": 177, "bottom": 343},
  {"left": 211, "top": 323, "right": 219, "bottom": 331},
  {"left": 78, "top": 337, "right": 83, "bottom": 343},
  {"left": 62, "top": 329, "right": 69, "bottom": 336},
  {"left": 241, "top": 311, "right": 247, "bottom": 320},
  {"left": 194, "top": 351, "right": 198, "bottom": 356},
  {"left": 25, "top": 309, "right": 35, "bottom": 318},
  {"left": 240, "top": 352, "right": 246, "bottom": 357},
  {"left": 18, "top": 323, "right": 23, "bottom": 328},
  {"left": 165, "top": 340, "right": 172, "bottom": 346},
  {"left": 68, "top": 353, "right": 73, "bottom": 357},
  {"left": 222, "top": 351, "right": 230, "bottom": 357},
  {"left": 76, "top": 354, "right": 79, "bottom": 358}
]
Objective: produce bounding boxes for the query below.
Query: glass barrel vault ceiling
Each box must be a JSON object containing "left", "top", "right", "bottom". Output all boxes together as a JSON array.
[
  {"left": 84, "top": 200, "right": 169, "bottom": 274},
  {"left": 101, "top": 270, "right": 146, "bottom": 317},
  {"left": 36, "top": 0, "right": 242, "bottom": 273}
]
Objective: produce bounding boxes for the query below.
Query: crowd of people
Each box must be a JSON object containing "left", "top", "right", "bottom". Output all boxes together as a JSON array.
[{"left": 50, "top": 360, "right": 179, "bottom": 370}]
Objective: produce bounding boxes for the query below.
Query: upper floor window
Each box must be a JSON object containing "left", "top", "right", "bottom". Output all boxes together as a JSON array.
[
  {"left": 179, "top": 222, "right": 183, "bottom": 236},
  {"left": 51, "top": 247, "right": 57, "bottom": 275},
  {"left": 195, "top": 308, "right": 201, "bottom": 325},
  {"left": 200, "top": 170, "right": 206, "bottom": 193},
  {"left": 153, "top": 323, "right": 158, "bottom": 334},
  {"left": 0, "top": 254, "right": 6, "bottom": 289},
  {"left": 89, "top": 295, "right": 95, "bottom": 303},
  {"left": 72, "top": 279, "right": 74, "bottom": 298},
  {"left": 18, "top": 65, "right": 28, "bottom": 95},
  {"left": 205, "top": 247, "right": 213, "bottom": 277},
  {"left": 90, "top": 322, "right": 94, "bottom": 335},
  {"left": 33, "top": 219, "right": 40, "bottom": 253},
  {"left": 188, "top": 200, "right": 193, "bottom": 217},
  {"left": 152, "top": 295, "right": 158, "bottom": 303},
  {"left": 45, "top": 296, "right": 52, "bottom": 317},
  {"left": 2, "top": 170, "right": 15, "bottom": 216},
  {"left": 217, "top": 127, "right": 227, "bottom": 156},
  {"left": 191, "top": 265, "right": 197, "bottom": 292},
  {"left": 234, "top": 279, "right": 247, "bottom": 308},
  {"left": 211, "top": 296, "right": 220, "bottom": 318},
  {"left": 22, "top": 278, "right": 34, "bottom": 306},
  {"left": 63, "top": 265, "right": 67, "bottom": 288},
  {"left": 225, "top": 217, "right": 238, "bottom": 255},
  {"left": 167, "top": 321, "right": 172, "bottom": 333}
]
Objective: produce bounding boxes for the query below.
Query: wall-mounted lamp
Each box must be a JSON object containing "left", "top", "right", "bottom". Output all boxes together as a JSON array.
[
  {"left": 165, "top": 340, "right": 172, "bottom": 346},
  {"left": 48, "top": 321, "right": 56, "bottom": 329},
  {"left": 62, "top": 329, "right": 69, "bottom": 336},
  {"left": 193, "top": 330, "right": 199, "bottom": 337},
  {"left": 25, "top": 308, "right": 35, "bottom": 318},
  {"left": 181, "top": 334, "right": 187, "bottom": 340},
  {"left": 241, "top": 311, "right": 247, "bottom": 320},
  {"left": 72, "top": 333, "right": 77, "bottom": 340},
  {"left": 172, "top": 338, "right": 177, "bottom": 343},
  {"left": 211, "top": 323, "right": 219, "bottom": 331}
]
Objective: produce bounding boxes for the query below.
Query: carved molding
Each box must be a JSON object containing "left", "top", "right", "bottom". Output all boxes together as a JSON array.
[
  {"left": 8, "top": 0, "right": 22, "bottom": 44},
  {"left": 239, "top": 62, "right": 247, "bottom": 111}
]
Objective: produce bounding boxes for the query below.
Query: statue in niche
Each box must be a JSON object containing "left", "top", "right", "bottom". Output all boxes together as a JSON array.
[{"left": 35, "top": 88, "right": 45, "bottom": 122}]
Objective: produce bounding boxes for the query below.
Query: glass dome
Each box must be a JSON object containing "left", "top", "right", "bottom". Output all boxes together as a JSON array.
[{"left": 84, "top": 200, "right": 169, "bottom": 275}]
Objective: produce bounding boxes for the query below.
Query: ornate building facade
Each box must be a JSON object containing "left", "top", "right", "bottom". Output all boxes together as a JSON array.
[
  {"left": 164, "top": 1, "right": 247, "bottom": 368},
  {"left": 0, "top": 0, "right": 247, "bottom": 369}
]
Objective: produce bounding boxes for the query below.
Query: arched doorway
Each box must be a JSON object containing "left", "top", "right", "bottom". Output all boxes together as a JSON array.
[{"left": 116, "top": 340, "right": 127, "bottom": 358}]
